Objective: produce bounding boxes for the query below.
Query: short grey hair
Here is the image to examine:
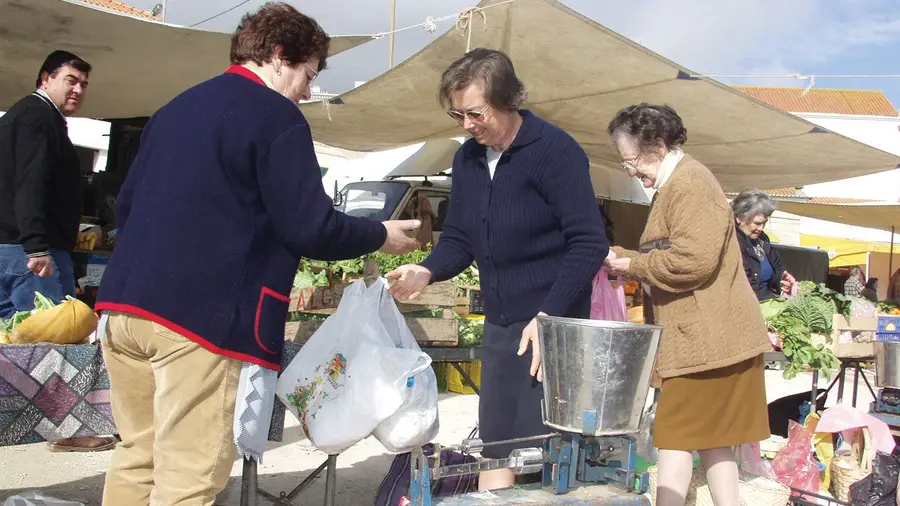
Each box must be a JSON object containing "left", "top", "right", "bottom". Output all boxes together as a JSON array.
[
  {"left": 731, "top": 188, "right": 778, "bottom": 221},
  {"left": 438, "top": 48, "right": 527, "bottom": 111}
]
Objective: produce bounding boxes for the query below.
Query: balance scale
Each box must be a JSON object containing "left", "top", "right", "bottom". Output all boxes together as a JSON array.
[
  {"left": 407, "top": 408, "right": 649, "bottom": 505},
  {"left": 870, "top": 344, "right": 900, "bottom": 438},
  {"left": 407, "top": 316, "right": 662, "bottom": 506}
]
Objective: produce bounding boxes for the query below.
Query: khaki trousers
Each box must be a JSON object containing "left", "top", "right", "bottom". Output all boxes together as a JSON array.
[{"left": 101, "top": 312, "right": 241, "bottom": 506}]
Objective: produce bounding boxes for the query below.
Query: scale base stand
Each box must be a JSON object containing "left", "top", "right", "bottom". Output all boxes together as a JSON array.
[{"left": 542, "top": 433, "right": 647, "bottom": 495}]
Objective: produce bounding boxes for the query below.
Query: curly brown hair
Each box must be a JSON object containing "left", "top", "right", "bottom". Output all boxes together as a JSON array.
[{"left": 230, "top": 2, "right": 330, "bottom": 72}]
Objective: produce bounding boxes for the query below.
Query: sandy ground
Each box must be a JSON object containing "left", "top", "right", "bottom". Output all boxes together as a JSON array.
[{"left": 0, "top": 368, "right": 876, "bottom": 505}]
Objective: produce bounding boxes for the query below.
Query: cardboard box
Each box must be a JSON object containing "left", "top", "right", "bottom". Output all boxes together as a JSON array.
[
  {"left": 84, "top": 255, "right": 108, "bottom": 287},
  {"left": 878, "top": 316, "right": 900, "bottom": 343}
]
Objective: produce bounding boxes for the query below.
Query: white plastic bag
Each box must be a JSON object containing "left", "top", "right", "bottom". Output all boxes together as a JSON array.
[
  {"left": 3, "top": 492, "right": 84, "bottom": 506},
  {"left": 275, "top": 279, "right": 431, "bottom": 454},
  {"left": 371, "top": 282, "right": 440, "bottom": 452}
]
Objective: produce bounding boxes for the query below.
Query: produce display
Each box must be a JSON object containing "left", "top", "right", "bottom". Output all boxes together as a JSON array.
[
  {"left": 291, "top": 249, "right": 484, "bottom": 348},
  {"left": 763, "top": 282, "right": 847, "bottom": 379},
  {"left": 877, "top": 300, "right": 900, "bottom": 316},
  {"left": 0, "top": 292, "right": 98, "bottom": 345}
]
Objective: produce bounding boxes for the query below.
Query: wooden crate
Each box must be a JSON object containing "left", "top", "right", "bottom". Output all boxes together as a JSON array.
[
  {"left": 284, "top": 259, "right": 459, "bottom": 347},
  {"left": 832, "top": 315, "right": 878, "bottom": 359},
  {"left": 285, "top": 316, "right": 459, "bottom": 347},
  {"left": 289, "top": 280, "right": 457, "bottom": 314}
]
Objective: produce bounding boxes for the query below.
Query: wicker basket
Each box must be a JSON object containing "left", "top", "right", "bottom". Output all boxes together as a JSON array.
[
  {"left": 647, "top": 465, "right": 790, "bottom": 506},
  {"left": 830, "top": 427, "right": 873, "bottom": 501}
]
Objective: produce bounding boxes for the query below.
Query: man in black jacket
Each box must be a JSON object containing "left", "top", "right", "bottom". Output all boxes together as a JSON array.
[{"left": 0, "top": 50, "right": 91, "bottom": 319}]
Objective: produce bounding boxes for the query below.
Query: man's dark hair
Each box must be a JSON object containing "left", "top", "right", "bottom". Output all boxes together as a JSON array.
[
  {"left": 36, "top": 50, "right": 92, "bottom": 88},
  {"left": 230, "top": 2, "right": 330, "bottom": 72}
]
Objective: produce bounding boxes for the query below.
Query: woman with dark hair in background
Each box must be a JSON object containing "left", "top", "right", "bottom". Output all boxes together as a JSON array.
[
  {"left": 731, "top": 189, "right": 795, "bottom": 301},
  {"left": 95, "top": 4, "right": 419, "bottom": 504},
  {"left": 603, "top": 104, "right": 770, "bottom": 506},
  {"left": 862, "top": 277, "right": 879, "bottom": 302}
]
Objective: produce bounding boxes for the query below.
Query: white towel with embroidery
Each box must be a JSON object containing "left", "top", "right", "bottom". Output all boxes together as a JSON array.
[{"left": 232, "top": 362, "right": 277, "bottom": 463}]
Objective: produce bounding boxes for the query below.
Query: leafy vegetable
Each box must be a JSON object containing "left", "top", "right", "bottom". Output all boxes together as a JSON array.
[
  {"left": 0, "top": 292, "right": 57, "bottom": 334},
  {"left": 798, "top": 281, "right": 851, "bottom": 317},
  {"left": 293, "top": 267, "right": 329, "bottom": 289},
  {"left": 457, "top": 317, "right": 484, "bottom": 348},
  {"left": 877, "top": 300, "right": 900, "bottom": 315},
  {"left": 765, "top": 292, "right": 840, "bottom": 380}
]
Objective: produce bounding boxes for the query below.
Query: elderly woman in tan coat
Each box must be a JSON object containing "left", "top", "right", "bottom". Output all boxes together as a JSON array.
[{"left": 603, "top": 104, "right": 771, "bottom": 506}]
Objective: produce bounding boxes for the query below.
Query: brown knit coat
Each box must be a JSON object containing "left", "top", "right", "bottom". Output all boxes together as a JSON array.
[{"left": 613, "top": 155, "right": 770, "bottom": 380}]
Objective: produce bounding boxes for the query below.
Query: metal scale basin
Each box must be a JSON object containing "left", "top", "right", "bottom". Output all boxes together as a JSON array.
[
  {"left": 537, "top": 316, "right": 662, "bottom": 436},
  {"left": 875, "top": 342, "right": 900, "bottom": 389}
]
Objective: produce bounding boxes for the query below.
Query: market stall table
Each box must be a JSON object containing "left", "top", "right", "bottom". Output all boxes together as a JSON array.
[{"left": 0, "top": 343, "right": 115, "bottom": 447}]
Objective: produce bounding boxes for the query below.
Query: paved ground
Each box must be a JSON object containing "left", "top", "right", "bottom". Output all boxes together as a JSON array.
[{"left": 0, "top": 368, "right": 876, "bottom": 505}]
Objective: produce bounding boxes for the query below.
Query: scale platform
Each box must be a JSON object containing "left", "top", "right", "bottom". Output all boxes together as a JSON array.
[{"left": 433, "top": 483, "right": 650, "bottom": 506}]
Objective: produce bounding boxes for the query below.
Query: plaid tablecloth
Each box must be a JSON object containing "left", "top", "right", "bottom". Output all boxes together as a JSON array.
[{"left": 0, "top": 342, "right": 302, "bottom": 447}]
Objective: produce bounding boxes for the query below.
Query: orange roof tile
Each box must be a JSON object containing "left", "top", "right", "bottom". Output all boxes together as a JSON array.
[
  {"left": 75, "top": 0, "right": 158, "bottom": 20},
  {"left": 807, "top": 197, "right": 881, "bottom": 205},
  {"left": 733, "top": 86, "right": 899, "bottom": 117},
  {"left": 725, "top": 187, "right": 805, "bottom": 197}
]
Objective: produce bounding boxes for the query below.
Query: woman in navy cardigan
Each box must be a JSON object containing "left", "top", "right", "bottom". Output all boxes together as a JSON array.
[{"left": 387, "top": 48, "right": 609, "bottom": 491}]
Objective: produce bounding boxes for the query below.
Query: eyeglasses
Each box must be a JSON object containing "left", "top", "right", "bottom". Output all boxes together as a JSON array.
[
  {"left": 620, "top": 156, "right": 640, "bottom": 171},
  {"left": 447, "top": 105, "right": 491, "bottom": 123},
  {"left": 305, "top": 63, "right": 318, "bottom": 83}
]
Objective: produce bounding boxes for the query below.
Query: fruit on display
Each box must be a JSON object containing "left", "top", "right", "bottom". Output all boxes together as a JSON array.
[{"left": 6, "top": 294, "right": 98, "bottom": 345}]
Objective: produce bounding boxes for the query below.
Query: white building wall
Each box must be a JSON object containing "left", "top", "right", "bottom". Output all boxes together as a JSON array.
[
  {"left": 0, "top": 111, "right": 111, "bottom": 172},
  {"left": 765, "top": 112, "right": 900, "bottom": 247}
]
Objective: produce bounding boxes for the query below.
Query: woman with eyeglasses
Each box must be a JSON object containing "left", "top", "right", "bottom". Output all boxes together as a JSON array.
[
  {"left": 386, "top": 48, "right": 610, "bottom": 491},
  {"left": 94, "top": 4, "right": 420, "bottom": 504},
  {"left": 603, "top": 104, "right": 770, "bottom": 506}
]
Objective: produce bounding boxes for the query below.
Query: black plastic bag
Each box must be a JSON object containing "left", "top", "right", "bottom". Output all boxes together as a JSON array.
[{"left": 849, "top": 450, "right": 900, "bottom": 506}]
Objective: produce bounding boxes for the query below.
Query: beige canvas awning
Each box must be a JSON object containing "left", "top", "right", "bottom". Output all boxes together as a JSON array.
[
  {"left": 299, "top": 0, "right": 899, "bottom": 195},
  {"left": 775, "top": 202, "right": 900, "bottom": 233},
  {"left": 0, "top": 0, "right": 372, "bottom": 119}
]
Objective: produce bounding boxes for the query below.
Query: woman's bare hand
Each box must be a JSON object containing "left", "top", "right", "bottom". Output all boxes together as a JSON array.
[
  {"left": 605, "top": 257, "right": 631, "bottom": 277},
  {"left": 518, "top": 312, "right": 547, "bottom": 382},
  {"left": 385, "top": 264, "right": 432, "bottom": 301}
]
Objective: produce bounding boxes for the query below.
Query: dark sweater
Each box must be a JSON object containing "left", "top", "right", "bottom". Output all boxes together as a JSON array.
[
  {"left": 421, "top": 111, "right": 609, "bottom": 325},
  {"left": 96, "top": 68, "right": 386, "bottom": 370},
  {"left": 0, "top": 94, "right": 82, "bottom": 254},
  {"left": 736, "top": 228, "right": 785, "bottom": 302}
]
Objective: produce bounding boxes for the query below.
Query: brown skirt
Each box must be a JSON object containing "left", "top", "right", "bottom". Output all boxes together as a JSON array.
[{"left": 653, "top": 354, "right": 769, "bottom": 451}]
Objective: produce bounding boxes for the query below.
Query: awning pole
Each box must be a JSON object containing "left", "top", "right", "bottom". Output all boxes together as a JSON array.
[{"left": 890, "top": 226, "right": 896, "bottom": 293}]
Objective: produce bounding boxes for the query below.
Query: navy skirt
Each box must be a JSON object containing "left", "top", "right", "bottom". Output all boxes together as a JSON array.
[{"left": 478, "top": 320, "right": 546, "bottom": 459}]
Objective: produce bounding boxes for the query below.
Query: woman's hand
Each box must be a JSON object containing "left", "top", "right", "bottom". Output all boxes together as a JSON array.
[
  {"left": 781, "top": 271, "right": 796, "bottom": 296},
  {"left": 605, "top": 257, "right": 631, "bottom": 277},
  {"left": 518, "top": 312, "right": 547, "bottom": 382},
  {"left": 603, "top": 249, "right": 617, "bottom": 267},
  {"left": 385, "top": 264, "right": 432, "bottom": 301}
]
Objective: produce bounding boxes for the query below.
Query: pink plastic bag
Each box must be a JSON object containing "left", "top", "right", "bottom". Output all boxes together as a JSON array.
[
  {"left": 590, "top": 268, "right": 627, "bottom": 322},
  {"left": 772, "top": 421, "right": 820, "bottom": 499}
]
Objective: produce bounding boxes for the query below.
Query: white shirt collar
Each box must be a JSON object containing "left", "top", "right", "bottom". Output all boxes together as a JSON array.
[
  {"left": 653, "top": 148, "right": 684, "bottom": 190},
  {"left": 33, "top": 89, "right": 66, "bottom": 120}
]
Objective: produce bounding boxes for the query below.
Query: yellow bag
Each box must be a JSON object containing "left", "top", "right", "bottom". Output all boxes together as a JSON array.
[
  {"left": 9, "top": 297, "right": 98, "bottom": 345},
  {"left": 803, "top": 413, "right": 835, "bottom": 492}
]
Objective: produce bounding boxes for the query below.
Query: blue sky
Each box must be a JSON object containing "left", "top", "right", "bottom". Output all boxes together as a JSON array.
[{"left": 128, "top": 0, "right": 900, "bottom": 109}]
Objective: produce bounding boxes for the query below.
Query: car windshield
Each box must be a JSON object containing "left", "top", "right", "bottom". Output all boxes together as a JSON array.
[{"left": 335, "top": 181, "right": 410, "bottom": 222}]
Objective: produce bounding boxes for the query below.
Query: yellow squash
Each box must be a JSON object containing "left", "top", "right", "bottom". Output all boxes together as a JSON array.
[{"left": 9, "top": 297, "right": 98, "bottom": 345}]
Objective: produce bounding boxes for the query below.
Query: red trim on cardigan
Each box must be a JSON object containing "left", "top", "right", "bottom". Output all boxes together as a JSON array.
[
  {"left": 96, "top": 302, "right": 281, "bottom": 371},
  {"left": 224, "top": 65, "right": 267, "bottom": 86}
]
